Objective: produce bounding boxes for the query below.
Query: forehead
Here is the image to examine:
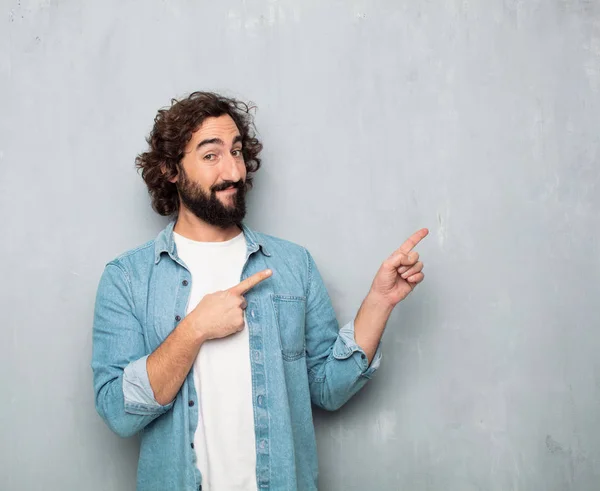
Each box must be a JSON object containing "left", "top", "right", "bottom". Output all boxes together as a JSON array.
[{"left": 192, "top": 114, "right": 240, "bottom": 142}]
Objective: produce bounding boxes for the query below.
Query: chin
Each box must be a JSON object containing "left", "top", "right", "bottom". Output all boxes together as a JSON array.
[{"left": 219, "top": 199, "right": 236, "bottom": 209}]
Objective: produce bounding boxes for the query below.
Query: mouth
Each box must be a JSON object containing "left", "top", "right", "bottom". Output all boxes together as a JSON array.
[{"left": 217, "top": 186, "right": 238, "bottom": 195}]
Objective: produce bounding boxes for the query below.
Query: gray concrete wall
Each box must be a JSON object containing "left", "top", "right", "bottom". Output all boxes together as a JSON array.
[{"left": 1, "top": 0, "right": 599, "bottom": 489}]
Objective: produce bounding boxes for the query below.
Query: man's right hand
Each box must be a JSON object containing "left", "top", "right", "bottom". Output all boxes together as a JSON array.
[{"left": 188, "top": 269, "right": 272, "bottom": 341}]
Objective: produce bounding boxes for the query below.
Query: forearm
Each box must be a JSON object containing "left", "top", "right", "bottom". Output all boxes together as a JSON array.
[
  {"left": 147, "top": 317, "right": 206, "bottom": 405},
  {"left": 354, "top": 291, "right": 394, "bottom": 364}
]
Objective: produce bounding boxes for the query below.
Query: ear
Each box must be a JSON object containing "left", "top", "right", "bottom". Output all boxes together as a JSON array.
[{"left": 161, "top": 163, "right": 179, "bottom": 183}]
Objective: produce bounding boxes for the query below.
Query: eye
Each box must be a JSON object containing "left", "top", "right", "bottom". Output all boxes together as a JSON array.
[
  {"left": 204, "top": 153, "right": 217, "bottom": 161},
  {"left": 232, "top": 149, "right": 243, "bottom": 158}
]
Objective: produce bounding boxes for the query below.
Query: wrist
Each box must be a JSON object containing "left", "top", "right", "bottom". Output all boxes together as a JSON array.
[
  {"left": 365, "top": 290, "right": 395, "bottom": 316},
  {"left": 178, "top": 315, "right": 209, "bottom": 346}
]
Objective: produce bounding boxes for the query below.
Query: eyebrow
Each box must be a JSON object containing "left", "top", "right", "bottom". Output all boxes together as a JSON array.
[{"left": 196, "top": 135, "right": 243, "bottom": 151}]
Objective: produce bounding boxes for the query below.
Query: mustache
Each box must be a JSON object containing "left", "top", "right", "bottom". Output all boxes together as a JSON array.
[{"left": 211, "top": 180, "right": 245, "bottom": 193}]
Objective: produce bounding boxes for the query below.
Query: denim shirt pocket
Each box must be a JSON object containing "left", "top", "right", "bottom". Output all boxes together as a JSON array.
[{"left": 272, "top": 294, "right": 306, "bottom": 361}]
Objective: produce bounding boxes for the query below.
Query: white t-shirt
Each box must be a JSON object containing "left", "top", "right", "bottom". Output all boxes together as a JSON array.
[{"left": 174, "top": 231, "right": 257, "bottom": 491}]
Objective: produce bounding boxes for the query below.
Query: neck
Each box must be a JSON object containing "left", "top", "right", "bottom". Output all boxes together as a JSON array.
[{"left": 173, "top": 207, "right": 242, "bottom": 242}]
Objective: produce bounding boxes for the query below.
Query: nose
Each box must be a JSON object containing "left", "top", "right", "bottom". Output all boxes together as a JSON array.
[{"left": 220, "top": 153, "right": 241, "bottom": 182}]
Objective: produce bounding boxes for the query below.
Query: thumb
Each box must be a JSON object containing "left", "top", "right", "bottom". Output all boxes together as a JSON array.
[{"left": 387, "top": 250, "right": 413, "bottom": 269}]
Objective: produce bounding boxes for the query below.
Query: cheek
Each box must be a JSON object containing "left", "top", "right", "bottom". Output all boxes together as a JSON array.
[
  {"left": 191, "top": 168, "right": 219, "bottom": 191},
  {"left": 239, "top": 161, "right": 248, "bottom": 181}
]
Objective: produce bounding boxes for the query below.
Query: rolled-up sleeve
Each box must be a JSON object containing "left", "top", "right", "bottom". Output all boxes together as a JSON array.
[
  {"left": 304, "top": 250, "right": 382, "bottom": 411},
  {"left": 92, "top": 263, "right": 173, "bottom": 438},
  {"left": 333, "top": 321, "right": 382, "bottom": 379}
]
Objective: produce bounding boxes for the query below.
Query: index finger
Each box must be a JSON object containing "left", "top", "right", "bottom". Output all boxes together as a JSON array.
[
  {"left": 229, "top": 269, "right": 272, "bottom": 296},
  {"left": 398, "top": 228, "right": 429, "bottom": 254}
]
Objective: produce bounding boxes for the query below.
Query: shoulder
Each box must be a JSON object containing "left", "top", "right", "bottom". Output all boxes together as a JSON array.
[{"left": 104, "top": 239, "right": 156, "bottom": 279}]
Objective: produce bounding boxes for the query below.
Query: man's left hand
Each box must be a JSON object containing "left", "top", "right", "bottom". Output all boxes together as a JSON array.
[{"left": 369, "top": 228, "right": 429, "bottom": 308}]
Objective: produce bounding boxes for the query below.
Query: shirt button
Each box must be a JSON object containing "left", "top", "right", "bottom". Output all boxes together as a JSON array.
[
  {"left": 253, "top": 351, "right": 260, "bottom": 362},
  {"left": 182, "top": 280, "right": 189, "bottom": 286},
  {"left": 188, "top": 400, "right": 194, "bottom": 407},
  {"left": 251, "top": 310, "right": 256, "bottom": 318},
  {"left": 190, "top": 442, "right": 195, "bottom": 449},
  {"left": 257, "top": 395, "right": 263, "bottom": 406},
  {"left": 175, "top": 315, "right": 181, "bottom": 322},
  {"left": 260, "top": 440, "right": 266, "bottom": 449}
]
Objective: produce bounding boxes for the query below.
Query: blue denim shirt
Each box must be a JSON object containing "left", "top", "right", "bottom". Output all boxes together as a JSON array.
[{"left": 92, "top": 221, "right": 382, "bottom": 491}]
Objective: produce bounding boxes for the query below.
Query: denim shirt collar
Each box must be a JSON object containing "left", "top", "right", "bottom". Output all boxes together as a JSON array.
[{"left": 154, "top": 221, "right": 271, "bottom": 264}]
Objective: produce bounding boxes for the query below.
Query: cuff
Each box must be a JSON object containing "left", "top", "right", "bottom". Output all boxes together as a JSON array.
[
  {"left": 332, "top": 320, "right": 382, "bottom": 378},
  {"left": 123, "top": 355, "right": 175, "bottom": 415}
]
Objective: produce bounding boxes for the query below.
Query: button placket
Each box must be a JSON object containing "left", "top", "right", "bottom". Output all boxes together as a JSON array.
[{"left": 242, "top": 260, "right": 270, "bottom": 484}]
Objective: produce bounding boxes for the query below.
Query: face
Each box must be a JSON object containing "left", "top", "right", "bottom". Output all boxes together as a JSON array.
[{"left": 173, "top": 114, "right": 248, "bottom": 227}]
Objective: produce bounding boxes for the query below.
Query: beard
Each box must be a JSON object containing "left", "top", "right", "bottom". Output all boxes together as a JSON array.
[{"left": 176, "top": 169, "right": 247, "bottom": 228}]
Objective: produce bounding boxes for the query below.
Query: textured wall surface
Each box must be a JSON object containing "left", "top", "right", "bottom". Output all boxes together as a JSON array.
[{"left": 1, "top": 0, "right": 599, "bottom": 489}]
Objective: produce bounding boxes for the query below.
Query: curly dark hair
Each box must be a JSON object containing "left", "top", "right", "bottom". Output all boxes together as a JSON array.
[{"left": 135, "top": 91, "right": 263, "bottom": 216}]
